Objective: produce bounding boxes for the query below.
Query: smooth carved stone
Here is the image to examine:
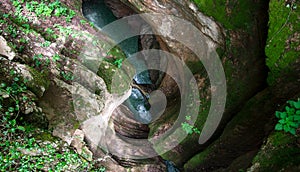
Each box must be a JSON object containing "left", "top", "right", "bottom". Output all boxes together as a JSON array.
[
  {"left": 112, "top": 104, "right": 150, "bottom": 139},
  {"left": 139, "top": 24, "right": 162, "bottom": 86}
]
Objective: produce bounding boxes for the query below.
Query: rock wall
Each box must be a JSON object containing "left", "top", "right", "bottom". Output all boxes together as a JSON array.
[
  {"left": 1, "top": 0, "right": 299, "bottom": 171},
  {"left": 120, "top": 0, "right": 270, "bottom": 168},
  {"left": 0, "top": 0, "right": 165, "bottom": 171}
]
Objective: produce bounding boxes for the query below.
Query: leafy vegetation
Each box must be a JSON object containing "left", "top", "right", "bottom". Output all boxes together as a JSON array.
[
  {"left": 41, "top": 40, "right": 51, "bottom": 47},
  {"left": 113, "top": 58, "right": 123, "bottom": 68},
  {"left": 20, "top": 0, "right": 76, "bottom": 22},
  {"left": 0, "top": 67, "right": 28, "bottom": 138},
  {"left": 61, "top": 71, "right": 74, "bottom": 81},
  {"left": 52, "top": 54, "right": 61, "bottom": 62},
  {"left": 275, "top": 99, "right": 300, "bottom": 135},
  {"left": 181, "top": 116, "right": 200, "bottom": 135},
  {"left": 0, "top": 63, "right": 106, "bottom": 171},
  {"left": 80, "top": 19, "right": 87, "bottom": 25},
  {"left": 33, "top": 54, "right": 44, "bottom": 67},
  {"left": 0, "top": 136, "right": 106, "bottom": 171},
  {"left": 105, "top": 47, "right": 126, "bottom": 68},
  {"left": 54, "top": 24, "right": 80, "bottom": 38}
]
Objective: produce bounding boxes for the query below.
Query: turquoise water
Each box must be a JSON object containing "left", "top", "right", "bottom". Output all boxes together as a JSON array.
[
  {"left": 82, "top": 0, "right": 152, "bottom": 85},
  {"left": 123, "top": 88, "right": 152, "bottom": 124},
  {"left": 82, "top": 0, "right": 138, "bottom": 56},
  {"left": 82, "top": 0, "right": 152, "bottom": 123}
]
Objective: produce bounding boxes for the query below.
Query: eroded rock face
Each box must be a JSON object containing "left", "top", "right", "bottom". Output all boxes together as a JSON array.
[
  {"left": 104, "top": 0, "right": 135, "bottom": 18},
  {"left": 1, "top": 0, "right": 157, "bottom": 170},
  {"left": 71, "top": 129, "right": 93, "bottom": 161},
  {"left": 120, "top": 0, "right": 269, "bottom": 168},
  {"left": 112, "top": 104, "right": 150, "bottom": 139},
  {"left": 0, "top": 36, "right": 15, "bottom": 60},
  {"left": 0, "top": 58, "right": 48, "bottom": 128},
  {"left": 3, "top": 0, "right": 286, "bottom": 171}
]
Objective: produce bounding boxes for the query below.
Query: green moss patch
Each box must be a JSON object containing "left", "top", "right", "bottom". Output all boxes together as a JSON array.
[
  {"left": 265, "top": 0, "right": 300, "bottom": 85},
  {"left": 252, "top": 132, "right": 300, "bottom": 171},
  {"left": 183, "top": 143, "right": 212, "bottom": 170},
  {"left": 27, "top": 66, "right": 50, "bottom": 97},
  {"left": 191, "top": 0, "right": 257, "bottom": 31},
  {"left": 97, "top": 61, "right": 131, "bottom": 94}
]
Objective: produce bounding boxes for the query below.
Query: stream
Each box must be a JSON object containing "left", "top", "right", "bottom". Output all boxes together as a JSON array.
[
  {"left": 82, "top": 0, "right": 152, "bottom": 124},
  {"left": 82, "top": 1, "right": 180, "bottom": 171}
]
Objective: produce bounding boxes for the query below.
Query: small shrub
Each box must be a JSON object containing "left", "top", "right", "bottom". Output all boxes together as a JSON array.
[{"left": 275, "top": 99, "right": 300, "bottom": 135}]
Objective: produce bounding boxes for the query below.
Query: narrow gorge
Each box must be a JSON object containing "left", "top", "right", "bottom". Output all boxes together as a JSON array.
[{"left": 0, "top": 0, "right": 299, "bottom": 172}]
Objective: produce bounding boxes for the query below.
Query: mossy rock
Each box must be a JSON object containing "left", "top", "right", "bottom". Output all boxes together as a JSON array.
[
  {"left": 183, "top": 89, "right": 275, "bottom": 171},
  {"left": 191, "top": 0, "right": 259, "bottom": 31},
  {"left": 97, "top": 61, "right": 131, "bottom": 94},
  {"left": 251, "top": 132, "right": 300, "bottom": 171},
  {"left": 27, "top": 66, "right": 50, "bottom": 97},
  {"left": 265, "top": 0, "right": 300, "bottom": 85},
  {"left": 183, "top": 144, "right": 212, "bottom": 170},
  {"left": 34, "top": 131, "right": 57, "bottom": 142}
]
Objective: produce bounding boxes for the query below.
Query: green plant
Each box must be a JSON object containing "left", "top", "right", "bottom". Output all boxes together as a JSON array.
[
  {"left": 45, "top": 28, "right": 54, "bottom": 34},
  {"left": 3, "top": 13, "right": 10, "bottom": 18},
  {"left": 17, "top": 45, "right": 25, "bottom": 53},
  {"left": 181, "top": 116, "right": 200, "bottom": 135},
  {"left": 0, "top": 19, "right": 6, "bottom": 24},
  {"left": 65, "top": 9, "right": 75, "bottom": 22},
  {"left": 17, "top": 0, "right": 76, "bottom": 22},
  {"left": 0, "top": 64, "right": 106, "bottom": 172},
  {"left": 26, "top": 1, "right": 35, "bottom": 12},
  {"left": 52, "top": 54, "right": 60, "bottom": 62},
  {"left": 54, "top": 6, "right": 68, "bottom": 17},
  {"left": 45, "top": 28, "right": 58, "bottom": 39},
  {"left": 6, "top": 25, "right": 18, "bottom": 38},
  {"left": 113, "top": 58, "right": 123, "bottom": 68},
  {"left": 41, "top": 40, "right": 51, "bottom": 47},
  {"left": 0, "top": 66, "right": 30, "bottom": 150},
  {"left": 97, "top": 166, "right": 106, "bottom": 172},
  {"left": 55, "top": 24, "right": 76, "bottom": 37},
  {"left": 19, "top": 37, "right": 27, "bottom": 43},
  {"left": 0, "top": 131, "right": 107, "bottom": 171},
  {"left": 21, "top": 24, "right": 32, "bottom": 34},
  {"left": 275, "top": 99, "right": 300, "bottom": 135},
  {"left": 61, "top": 71, "right": 74, "bottom": 81},
  {"left": 80, "top": 19, "right": 87, "bottom": 24},
  {"left": 89, "top": 22, "right": 95, "bottom": 27},
  {"left": 32, "top": 54, "right": 43, "bottom": 67}
]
